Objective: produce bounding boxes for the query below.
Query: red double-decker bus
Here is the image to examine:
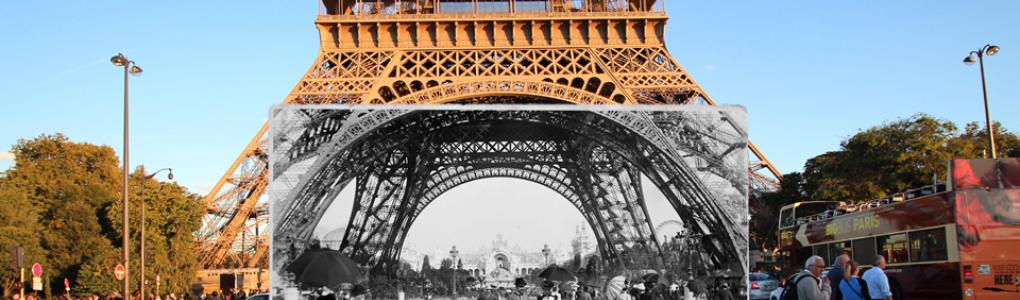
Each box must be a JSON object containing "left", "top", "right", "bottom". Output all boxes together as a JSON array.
[{"left": 776, "top": 158, "right": 1020, "bottom": 299}]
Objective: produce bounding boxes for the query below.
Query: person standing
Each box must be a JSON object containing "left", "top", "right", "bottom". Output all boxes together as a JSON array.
[
  {"left": 838, "top": 261, "right": 871, "bottom": 300},
  {"left": 713, "top": 283, "right": 735, "bottom": 300},
  {"left": 861, "top": 255, "right": 892, "bottom": 300},
  {"left": 828, "top": 255, "right": 849, "bottom": 300},
  {"left": 788, "top": 255, "right": 831, "bottom": 300},
  {"left": 575, "top": 286, "right": 591, "bottom": 300}
]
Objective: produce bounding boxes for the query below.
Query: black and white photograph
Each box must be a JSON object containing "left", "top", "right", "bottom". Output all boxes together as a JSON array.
[{"left": 268, "top": 105, "right": 749, "bottom": 300}]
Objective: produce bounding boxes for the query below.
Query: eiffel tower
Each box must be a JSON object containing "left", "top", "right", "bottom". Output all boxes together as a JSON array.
[{"left": 197, "top": 0, "right": 782, "bottom": 272}]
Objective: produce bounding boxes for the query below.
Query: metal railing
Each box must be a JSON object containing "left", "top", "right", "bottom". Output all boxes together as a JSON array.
[
  {"left": 782, "top": 183, "right": 949, "bottom": 227},
  {"left": 318, "top": 0, "right": 666, "bottom": 17}
]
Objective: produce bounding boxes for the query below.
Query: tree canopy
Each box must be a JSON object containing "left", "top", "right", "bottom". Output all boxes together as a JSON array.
[{"left": 0, "top": 134, "right": 204, "bottom": 296}]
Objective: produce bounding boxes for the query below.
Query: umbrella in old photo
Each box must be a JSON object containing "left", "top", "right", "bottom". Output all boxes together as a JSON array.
[
  {"left": 538, "top": 265, "right": 576, "bottom": 282},
  {"left": 603, "top": 275, "right": 626, "bottom": 300},
  {"left": 286, "top": 249, "right": 362, "bottom": 288}
]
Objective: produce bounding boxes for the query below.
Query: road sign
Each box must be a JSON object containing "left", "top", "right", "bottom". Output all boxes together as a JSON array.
[
  {"left": 10, "top": 247, "right": 23, "bottom": 268},
  {"left": 32, "top": 277, "right": 42, "bottom": 291},
  {"left": 114, "top": 264, "right": 126, "bottom": 280},
  {"left": 31, "top": 263, "right": 42, "bottom": 277},
  {"left": 64, "top": 278, "right": 69, "bottom": 288}
]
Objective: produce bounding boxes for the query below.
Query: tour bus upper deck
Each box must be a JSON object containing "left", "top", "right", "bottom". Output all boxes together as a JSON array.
[{"left": 778, "top": 183, "right": 948, "bottom": 231}]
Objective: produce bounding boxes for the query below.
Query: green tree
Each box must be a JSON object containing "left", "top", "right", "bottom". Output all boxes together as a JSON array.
[
  {"left": 105, "top": 167, "right": 204, "bottom": 295},
  {"left": 2, "top": 134, "right": 120, "bottom": 295},
  {"left": 0, "top": 134, "right": 203, "bottom": 295},
  {"left": 0, "top": 182, "right": 47, "bottom": 294},
  {"left": 952, "top": 121, "right": 1020, "bottom": 158}
]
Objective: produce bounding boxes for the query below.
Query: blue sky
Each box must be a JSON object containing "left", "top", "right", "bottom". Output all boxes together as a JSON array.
[{"left": 1, "top": 1, "right": 1018, "bottom": 250}]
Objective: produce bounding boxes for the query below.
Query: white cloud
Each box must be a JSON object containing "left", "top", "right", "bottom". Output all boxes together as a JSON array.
[{"left": 0, "top": 151, "right": 14, "bottom": 162}]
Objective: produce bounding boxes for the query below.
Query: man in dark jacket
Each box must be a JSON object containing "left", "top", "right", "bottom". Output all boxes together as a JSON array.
[{"left": 827, "top": 254, "right": 849, "bottom": 300}]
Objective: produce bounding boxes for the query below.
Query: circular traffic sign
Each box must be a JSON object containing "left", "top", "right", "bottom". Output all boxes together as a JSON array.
[
  {"left": 31, "top": 263, "right": 42, "bottom": 277},
  {"left": 114, "top": 264, "right": 126, "bottom": 280}
]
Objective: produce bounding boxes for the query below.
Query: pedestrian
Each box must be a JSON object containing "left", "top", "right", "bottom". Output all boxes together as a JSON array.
[
  {"left": 575, "top": 286, "right": 591, "bottom": 300},
  {"left": 784, "top": 255, "right": 831, "bottom": 300},
  {"left": 828, "top": 254, "right": 849, "bottom": 300},
  {"left": 838, "top": 261, "right": 871, "bottom": 300},
  {"left": 861, "top": 255, "right": 892, "bottom": 300},
  {"left": 636, "top": 282, "right": 653, "bottom": 300},
  {"left": 538, "top": 281, "right": 560, "bottom": 300},
  {"left": 713, "top": 282, "right": 735, "bottom": 300}
]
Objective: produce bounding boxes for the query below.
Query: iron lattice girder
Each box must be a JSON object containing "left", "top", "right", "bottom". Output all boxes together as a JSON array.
[
  {"left": 202, "top": 22, "right": 780, "bottom": 268},
  {"left": 272, "top": 108, "right": 748, "bottom": 274}
]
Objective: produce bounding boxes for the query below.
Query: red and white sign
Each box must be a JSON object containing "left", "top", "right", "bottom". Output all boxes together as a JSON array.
[
  {"left": 114, "top": 264, "right": 126, "bottom": 280},
  {"left": 64, "top": 278, "right": 69, "bottom": 288},
  {"left": 31, "top": 263, "right": 42, "bottom": 277}
]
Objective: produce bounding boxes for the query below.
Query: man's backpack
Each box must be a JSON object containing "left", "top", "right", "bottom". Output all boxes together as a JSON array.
[{"left": 779, "top": 273, "right": 819, "bottom": 300}]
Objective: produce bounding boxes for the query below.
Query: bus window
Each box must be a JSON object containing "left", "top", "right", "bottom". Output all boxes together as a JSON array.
[
  {"left": 909, "top": 227, "right": 948, "bottom": 262},
  {"left": 877, "top": 233, "right": 909, "bottom": 264},
  {"left": 852, "top": 237, "right": 876, "bottom": 266},
  {"left": 780, "top": 207, "right": 794, "bottom": 228},
  {"left": 813, "top": 244, "right": 831, "bottom": 263},
  {"left": 828, "top": 241, "right": 852, "bottom": 263}
]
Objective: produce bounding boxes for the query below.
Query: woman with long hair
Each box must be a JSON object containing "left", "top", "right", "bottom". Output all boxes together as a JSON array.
[{"left": 838, "top": 261, "right": 872, "bottom": 300}]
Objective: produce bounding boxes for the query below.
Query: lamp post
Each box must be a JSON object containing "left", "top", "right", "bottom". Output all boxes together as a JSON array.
[
  {"left": 139, "top": 168, "right": 173, "bottom": 300},
  {"left": 542, "top": 244, "right": 551, "bottom": 266},
  {"left": 449, "top": 246, "right": 459, "bottom": 298},
  {"left": 111, "top": 53, "right": 143, "bottom": 300},
  {"left": 963, "top": 44, "right": 1001, "bottom": 159}
]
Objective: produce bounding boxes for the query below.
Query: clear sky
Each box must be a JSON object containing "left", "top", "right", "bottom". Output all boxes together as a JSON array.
[{"left": 2, "top": 1, "right": 1019, "bottom": 250}]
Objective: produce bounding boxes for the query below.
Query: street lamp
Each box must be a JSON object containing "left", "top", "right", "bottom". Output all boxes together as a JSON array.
[
  {"left": 963, "top": 44, "right": 1001, "bottom": 159},
  {"left": 111, "top": 52, "right": 142, "bottom": 300},
  {"left": 541, "top": 244, "right": 551, "bottom": 266},
  {"left": 449, "top": 246, "right": 459, "bottom": 297},
  {"left": 139, "top": 168, "right": 173, "bottom": 300}
]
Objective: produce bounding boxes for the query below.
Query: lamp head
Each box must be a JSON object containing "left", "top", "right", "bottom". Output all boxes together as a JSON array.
[
  {"left": 167, "top": 168, "right": 174, "bottom": 180},
  {"left": 130, "top": 65, "right": 143, "bottom": 76},
  {"left": 963, "top": 55, "right": 977, "bottom": 65},
  {"left": 111, "top": 54, "right": 126, "bottom": 67},
  {"left": 985, "top": 45, "right": 1000, "bottom": 56}
]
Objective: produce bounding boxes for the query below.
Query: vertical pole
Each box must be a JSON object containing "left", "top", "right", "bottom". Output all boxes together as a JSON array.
[
  {"left": 978, "top": 53, "right": 997, "bottom": 159},
  {"left": 256, "top": 220, "right": 262, "bottom": 292},
  {"left": 20, "top": 268, "right": 24, "bottom": 300},
  {"left": 122, "top": 62, "right": 131, "bottom": 300},
  {"left": 140, "top": 178, "right": 146, "bottom": 300}
]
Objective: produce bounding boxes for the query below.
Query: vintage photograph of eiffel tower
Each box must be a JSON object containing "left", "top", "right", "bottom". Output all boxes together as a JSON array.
[
  {"left": 267, "top": 105, "right": 749, "bottom": 299},
  {"left": 191, "top": 1, "right": 778, "bottom": 299}
]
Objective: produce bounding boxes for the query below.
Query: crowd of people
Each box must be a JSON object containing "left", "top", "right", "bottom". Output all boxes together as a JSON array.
[
  {"left": 785, "top": 254, "right": 894, "bottom": 300},
  {"left": 1, "top": 288, "right": 265, "bottom": 300}
]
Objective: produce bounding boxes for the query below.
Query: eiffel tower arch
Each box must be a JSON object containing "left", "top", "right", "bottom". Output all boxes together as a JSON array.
[
  {"left": 269, "top": 107, "right": 749, "bottom": 276},
  {"left": 198, "top": 0, "right": 782, "bottom": 272}
]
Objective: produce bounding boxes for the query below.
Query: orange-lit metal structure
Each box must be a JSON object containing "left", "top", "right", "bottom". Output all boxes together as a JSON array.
[{"left": 198, "top": 0, "right": 782, "bottom": 269}]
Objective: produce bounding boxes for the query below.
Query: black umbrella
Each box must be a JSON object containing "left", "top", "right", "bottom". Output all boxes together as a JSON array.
[
  {"left": 538, "top": 266, "right": 576, "bottom": 282},
  {"left": 285, "top": 248, "right": 329, "bottom": 275},
  {"left": 286, "top": 249, "right": 362, "bottom": 288}
]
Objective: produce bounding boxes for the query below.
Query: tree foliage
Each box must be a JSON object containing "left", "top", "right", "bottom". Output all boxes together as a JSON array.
[{"left": 0, "top": 134, "right": 203, "bottom": 296}]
